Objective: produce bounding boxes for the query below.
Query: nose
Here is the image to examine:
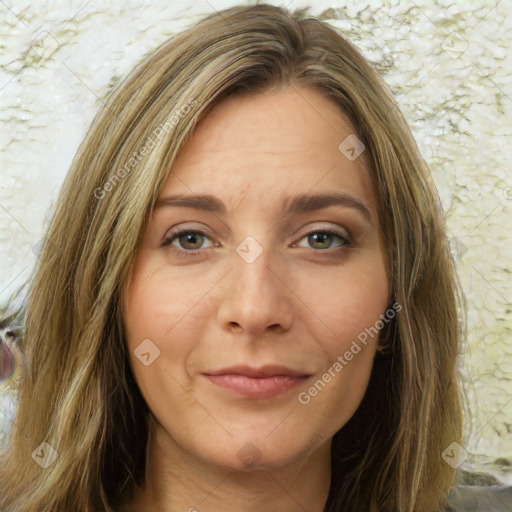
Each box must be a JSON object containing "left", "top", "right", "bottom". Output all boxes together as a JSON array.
[{"left": 216, "top": 244, "right": 294, "bottom": 337}]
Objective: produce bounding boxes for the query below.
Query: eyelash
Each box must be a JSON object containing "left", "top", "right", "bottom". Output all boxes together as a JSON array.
[{"left": 162, "top": 227, "right": 352, "bottom": 257}]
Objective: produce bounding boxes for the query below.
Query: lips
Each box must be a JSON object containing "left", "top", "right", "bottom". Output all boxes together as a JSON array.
[{"left": 203, "top": 365, "right": 312, "bottom": 399}]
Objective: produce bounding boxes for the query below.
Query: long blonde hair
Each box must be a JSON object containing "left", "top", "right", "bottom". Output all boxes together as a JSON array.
[{"left": 0, "top": 4, "right": 464, "bottom": 511}]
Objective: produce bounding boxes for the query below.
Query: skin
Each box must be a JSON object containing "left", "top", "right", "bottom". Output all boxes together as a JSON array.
[{"left": 121, "top": 85, "right": 389, "bottom": 512}]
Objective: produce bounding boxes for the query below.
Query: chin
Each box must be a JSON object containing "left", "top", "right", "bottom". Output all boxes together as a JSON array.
[{"left": 198, "top": 432, "right": 324, "bottom": 474}]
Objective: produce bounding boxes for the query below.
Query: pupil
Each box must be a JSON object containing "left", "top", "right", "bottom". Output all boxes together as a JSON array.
[
  {"left": 310, "top": 233, "right": 330, "bottom": 248},
  {"left": 183, "top": 233, "right": 201, "bottom": 248}
]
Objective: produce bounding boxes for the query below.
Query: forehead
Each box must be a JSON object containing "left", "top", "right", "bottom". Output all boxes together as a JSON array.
[{"left": 160, "top": 86, "right": 375, "bottom": 214}]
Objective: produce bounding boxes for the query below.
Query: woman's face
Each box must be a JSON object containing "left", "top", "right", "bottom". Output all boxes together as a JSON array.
[{"left": 124, "top": 86, "right": 389, "bottom": 472}]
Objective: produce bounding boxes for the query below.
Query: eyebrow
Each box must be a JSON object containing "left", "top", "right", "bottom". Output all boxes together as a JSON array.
[{"left": 155, "top": 192, "right": 371, "bottom": 220}]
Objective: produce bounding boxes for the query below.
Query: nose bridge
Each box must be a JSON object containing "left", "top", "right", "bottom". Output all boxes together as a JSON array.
[
  {"left": 235, "top": 238, "right": 276, "bottom": 296},
  {"left": 217, "top": 236, "right": 294, "bottom": 334}
]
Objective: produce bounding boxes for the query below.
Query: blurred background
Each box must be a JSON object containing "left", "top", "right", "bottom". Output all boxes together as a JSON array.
[{"left": 1, "top": 0, "right": 511, "bottom": 490}]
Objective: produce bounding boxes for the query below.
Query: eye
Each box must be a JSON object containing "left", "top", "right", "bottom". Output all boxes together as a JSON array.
[
  {"left": 293, "top": 229, "right": 352, "bottom": 250},
  {"left": 162, "top": 229, "right": 215, "bottom": 255},
  {"left": 162, "top": 227, "right": 352, "bottom": 257}
]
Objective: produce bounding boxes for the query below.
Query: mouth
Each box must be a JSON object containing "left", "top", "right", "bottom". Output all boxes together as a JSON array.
[{"left": 203, "top": 365, "right": 312, "bottom": 399}]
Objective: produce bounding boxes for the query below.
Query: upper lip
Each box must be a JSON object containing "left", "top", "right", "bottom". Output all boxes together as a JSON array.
[{"left": 204, "top": 365, "right": 311, "bottom": 378}]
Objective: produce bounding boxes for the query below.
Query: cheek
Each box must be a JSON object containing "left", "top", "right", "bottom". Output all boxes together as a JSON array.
[
  {"left": 294, "top": 260, "right": 388, "bottom": 416},
  {"left": 123, "top": 276, "right": 187, "bottom": 418},
  {"left": 124, "top": 256, "right": 205, "bottom": 345},
  {"left": 123, "top": 258, "right": 214, "bottom": 398},
  {"left": 296, "top": 267, "right": 389, "bottom": 433},
  {"left": 294, "top": 256, "right": 389, "bottom": 353},
  {"left": 123, "top": 263, "right": 178, "bottom": 391}
]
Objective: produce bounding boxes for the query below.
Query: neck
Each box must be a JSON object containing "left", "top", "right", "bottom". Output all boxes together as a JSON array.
[{"left": 121, "top": 418, "right": 332, "bottom": 512}]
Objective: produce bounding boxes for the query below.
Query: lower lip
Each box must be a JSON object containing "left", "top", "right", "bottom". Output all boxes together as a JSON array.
[{"left": 205, "top": 374, "right": 309, "bottom": 399}]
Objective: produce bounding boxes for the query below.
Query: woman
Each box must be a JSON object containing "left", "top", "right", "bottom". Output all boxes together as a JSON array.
[{"left": 0, "top": 4, "right": 466, "bottom": 511}]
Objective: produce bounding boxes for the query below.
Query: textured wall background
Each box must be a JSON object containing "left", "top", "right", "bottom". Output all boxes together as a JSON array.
[{"left": 1, "top": 0, "right": 511, "bottom": 484}]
